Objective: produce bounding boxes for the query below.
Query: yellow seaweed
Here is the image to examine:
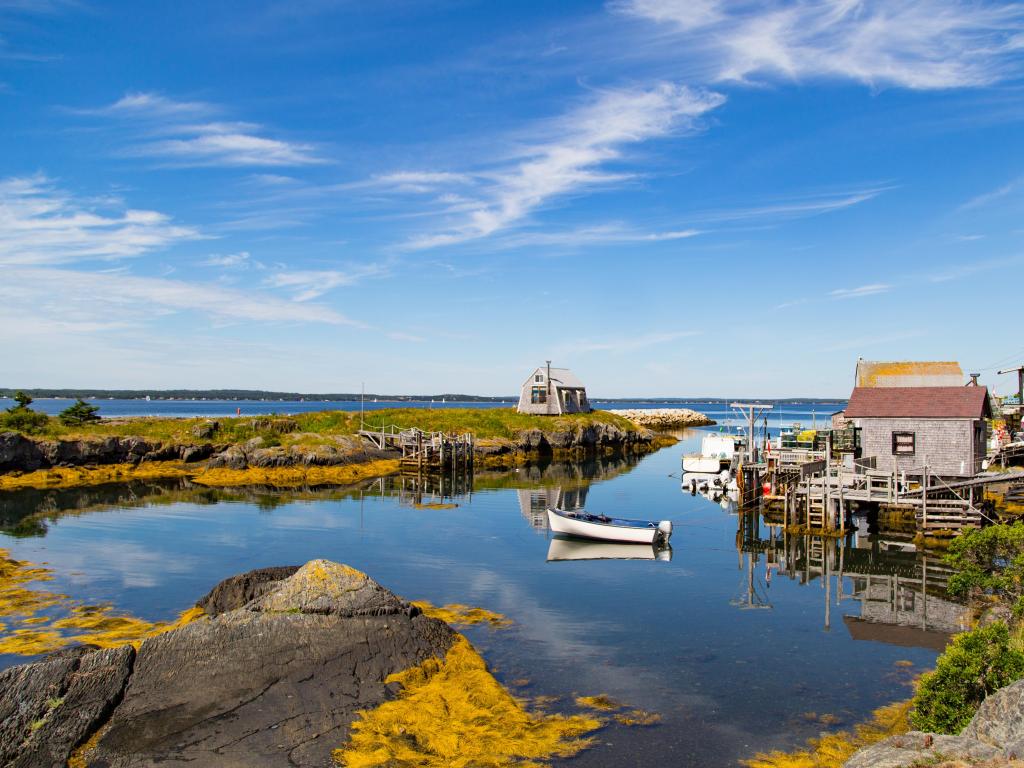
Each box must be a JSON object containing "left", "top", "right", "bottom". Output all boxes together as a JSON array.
[
  {"left": 614, "top": 710, "right": 662, "bottom": 726},
  {"left": 0, "top": 462, "right": 191, "bottom": 491},
  {"left": 743, "top": 699, "right": 912, "bottom": 768},
  {"left": 333, "top": 635, "right": 601, "bottom": 768},
  {"left": 190, "top": 460, "right": 401, "bottom": 488},
  {"left": 0, "top": 458, "right": 401, "bottom": 492},
  {"left": 0, "top": 547, "right": 203, "bottom": 655},
  {"left": 575, "top": 694, "right": 622, "bottom": 711},
  {"left": 412, "top": 600, "right": 512, "bottom": 628}
]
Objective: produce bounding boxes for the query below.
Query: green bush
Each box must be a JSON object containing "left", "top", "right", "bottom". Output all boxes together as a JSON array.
[
  {"left": 58, "top": 398, "right": 101, "bottom": 426},
  {"left": 1, "top": 391, "right": 50, "bottom": 435},
  {"left": 946, "top": 523, "right": 1024, "bottom": 604},
  {"left": 911, "top": 622, "right": 1024, "bottom": 734}
]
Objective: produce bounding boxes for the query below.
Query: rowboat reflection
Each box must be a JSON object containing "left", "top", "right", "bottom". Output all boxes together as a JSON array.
[{"left": 546, "top": 536, "right": 672, "bottom": 562}]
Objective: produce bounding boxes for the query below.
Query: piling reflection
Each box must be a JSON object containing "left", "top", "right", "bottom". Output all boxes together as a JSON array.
[{"left": 734, "top": 504, "right": 970, "bottom": 648}]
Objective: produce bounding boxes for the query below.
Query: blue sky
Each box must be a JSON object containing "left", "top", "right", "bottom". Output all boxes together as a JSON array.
[{"left": 1, "top": 0, "right": 1023, "bottom": 398}]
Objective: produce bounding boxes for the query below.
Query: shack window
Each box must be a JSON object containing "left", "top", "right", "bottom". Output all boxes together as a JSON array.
[
  {"left": 892, "top": 431, "right": 915, "bottom": 456},
  {"left": 530, "top": 386, "right": 547, "bottom": 404},
  {"left": 535, "top": 374, "right": 543, "bottom": 382}
]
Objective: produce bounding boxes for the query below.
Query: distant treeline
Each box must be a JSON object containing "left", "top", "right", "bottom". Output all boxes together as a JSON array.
[{"left": 0, "top": 389, "right": 845, "bottom": 403}]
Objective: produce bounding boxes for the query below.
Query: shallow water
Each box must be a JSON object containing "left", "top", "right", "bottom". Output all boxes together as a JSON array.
[{"left": 0, "top": 429, "right": 960, "bottom": 766}]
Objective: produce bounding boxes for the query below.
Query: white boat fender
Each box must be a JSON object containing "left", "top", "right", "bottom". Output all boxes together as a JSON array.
[{"left": 657, "top": 520, "right": 673, "bottom": 540}]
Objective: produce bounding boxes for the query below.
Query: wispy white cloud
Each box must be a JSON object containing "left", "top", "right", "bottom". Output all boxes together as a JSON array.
[
  {"left": 958, "top": 175, "right": 1024, "bottom": 210},
  {"left": 690, "top": 187, "right": 887, "bottom": 223},
  {"left": 370, "top": 171, "right": 476, "bottom": 193},
  {"left": 78, "top": 92, "right": 324, "bottom": 167},
  {"left": 0, "top": 267, "right": 359, "bottom": 327},
  {"left": 0, "top": 174, "right": 202, "bottom": 266},
  {"left": 490, "top": 224, "right": 701, "bottom": 249},
  {"left": 387, "top": 331, "right": 426, "bottom": 342},
  {"left": 79, "top": 90, "right": 215, "bottom": 118},
  {"left": 263, "top": 264, "right": 389, "bottom": 301},
  {"left": 558, "top": 329, "right": 701, "bottom": 355},
  {"left": 201, "top": 251, "right": 261, "bottom": 269},
  {"left": 829, "top": 283, "right": 892, "bottom": 299},
  {"left": 928, "top": 254, "right": 1024, "bottom": 283},
  {"left": 615, "top": 0, "right": 1024, "bottom": 89},
  {"left": 822, "top": 329, "right": 926, "bottom": 352},
  {"left": 401, "top": 82, "right": 725, "bottom": 249},
  {"left": 133, "top": 131, "right": 322, "bottom": 167}
]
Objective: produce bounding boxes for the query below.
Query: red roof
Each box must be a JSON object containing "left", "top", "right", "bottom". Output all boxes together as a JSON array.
[{"left": 845, "top": 386, "right": 991, "bottom": 419}]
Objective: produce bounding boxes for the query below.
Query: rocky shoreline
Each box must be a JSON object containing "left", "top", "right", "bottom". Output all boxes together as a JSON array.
[
  {"left": 605, "top": 408, "right": 715, "bottom": 430},
  {"left": 0, "top": 418, "right": 663, "bottom": 490},
  {"left": 845, "top": 680, "right": 1024, "bottom": 767}
]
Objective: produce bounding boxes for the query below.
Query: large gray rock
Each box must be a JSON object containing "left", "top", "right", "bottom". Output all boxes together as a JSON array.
[
  {"left": 963, "top": 679, "right": 1024, "bottom": 758},
  {"left": 75, "top": 561, "right": 454, "bottom": 768},
  {"left": 0, "top": 431, "right": 46, "bottom": 472},
  {"left": 196, "top": 565, "right": 301, "bottom": 616},
  {"left": 845, "top": 732, "right": 999, "bottom": 768},
  {"left": 0, "top": 645, "right": 134, "bottom": 768},
  {"left": 844, "top": 680, "right": 1024, "bottom": 766}
]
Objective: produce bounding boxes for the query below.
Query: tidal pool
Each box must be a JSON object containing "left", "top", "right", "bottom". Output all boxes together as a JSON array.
[{"left": 0, "top": 430, "right": 962, "bottom": 766}]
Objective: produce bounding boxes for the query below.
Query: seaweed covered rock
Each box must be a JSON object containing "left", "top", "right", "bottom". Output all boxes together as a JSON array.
[{"left": 72, "top": 562, "right": 455, "bottom": 768}]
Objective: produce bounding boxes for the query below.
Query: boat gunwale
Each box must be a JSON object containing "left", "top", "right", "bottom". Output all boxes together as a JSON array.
[{"left": 547, "top": 507, "right": 659, "bottom": 530}]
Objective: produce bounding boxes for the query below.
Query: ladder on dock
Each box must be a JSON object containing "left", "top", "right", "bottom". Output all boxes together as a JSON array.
[{"left": 358, "top": 424, "right": 474, "bottom": 473}]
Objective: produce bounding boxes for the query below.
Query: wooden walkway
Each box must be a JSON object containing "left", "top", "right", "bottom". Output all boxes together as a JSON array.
[
  {"left": 786, "top": 464, "right": 1007, "bottom": 534},
  {"left": 358, "top": 424, "right": 474, "bottom": 473}
]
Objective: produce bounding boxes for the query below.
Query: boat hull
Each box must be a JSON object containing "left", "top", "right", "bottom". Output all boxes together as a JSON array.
[
  {"left": 547, "top": 509, "right": 660, "bottom": 544},
  {"left": 682, "top": 455, "right": 726, "bottom": 473}
]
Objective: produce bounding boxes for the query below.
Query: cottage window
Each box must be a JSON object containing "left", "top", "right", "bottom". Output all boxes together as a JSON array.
[
  {"left": 535, "top": 374, "right": 543, "bottom": 383},
  {"left": 892, "top": 431, "right": 915, "bottom": 456},
  {"left": 530, "top": 386, "right": 547, "bottom": 404}
]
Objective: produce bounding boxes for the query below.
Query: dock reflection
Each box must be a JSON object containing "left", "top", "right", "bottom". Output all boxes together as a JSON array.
[{"left": 735, "top": 505, "right": 970, "bottom": 647}]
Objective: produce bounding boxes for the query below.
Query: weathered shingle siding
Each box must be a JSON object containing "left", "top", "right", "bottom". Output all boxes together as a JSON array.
[
  {"left": 856, "top": 417, "right": 983, "bottom": 477},
  {"left": 516, "top": 367, "right": 590, "bottom": 415}
]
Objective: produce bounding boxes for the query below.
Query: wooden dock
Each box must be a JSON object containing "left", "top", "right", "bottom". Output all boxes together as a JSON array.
[
  {"left": 358, "top": 423, "right": 474, "bottom": 473},
  {"left": 781, "top": 463, "right": 1016, "bottom": 534}
]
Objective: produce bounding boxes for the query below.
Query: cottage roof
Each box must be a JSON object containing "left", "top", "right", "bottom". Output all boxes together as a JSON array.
[
  {"left": 524, "top": 367, "right": 586, "bottom": 389},
  {"left": 855, "top": 360, "right": 963, "bottom": 388},
  {"left": 845, "top": 386, "right": 991, "bottom": 419}
]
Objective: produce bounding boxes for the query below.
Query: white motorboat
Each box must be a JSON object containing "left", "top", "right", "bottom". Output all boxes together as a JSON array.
[
  {"left": 547, "top": 537, "right": 671, "bottom": 562},
  {"left": 682, "top": 432, "right": 743, "bottom": 474},
  {"left": 546, "top": 507, "right": 672, "bottom": 545}
]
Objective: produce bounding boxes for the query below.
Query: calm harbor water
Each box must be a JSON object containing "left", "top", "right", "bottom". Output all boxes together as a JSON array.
[{"left": 0, "top": 426, "right": 953, "bottom": 767}]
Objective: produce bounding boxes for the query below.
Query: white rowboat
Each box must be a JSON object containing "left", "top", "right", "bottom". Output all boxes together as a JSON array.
[{"left": 546, "top": 507, "right": 672, "bottom": 545}]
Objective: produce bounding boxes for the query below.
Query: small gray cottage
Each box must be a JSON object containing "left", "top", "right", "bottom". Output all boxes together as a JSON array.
[
  {"left": 516, "top": 364, "right": 591, "bottom": 415},
  {"left": 844, "top": 386, "right": 991, "bottom": 478}
]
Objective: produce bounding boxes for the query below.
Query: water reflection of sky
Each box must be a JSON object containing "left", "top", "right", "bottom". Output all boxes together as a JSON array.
[{"left": 1, "top": 428, "right": 943, "bottom": 767}]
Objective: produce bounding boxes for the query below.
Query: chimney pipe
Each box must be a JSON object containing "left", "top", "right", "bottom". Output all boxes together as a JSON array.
[{"left": 968, "top": 373, "right": 980, "bottom": 387}]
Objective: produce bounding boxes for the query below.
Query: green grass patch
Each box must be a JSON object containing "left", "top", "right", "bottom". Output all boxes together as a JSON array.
[{"left": 8, "top": 408, "right": 640, "bottom": 444}]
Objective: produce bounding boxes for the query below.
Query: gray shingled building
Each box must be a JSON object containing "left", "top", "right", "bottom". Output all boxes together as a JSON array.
[
  {"left": 516, "top": 363, "right": 591, "bottom": 415},
  {"left": 844, "top": 386, "right": 991, "bottom": 477}
]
